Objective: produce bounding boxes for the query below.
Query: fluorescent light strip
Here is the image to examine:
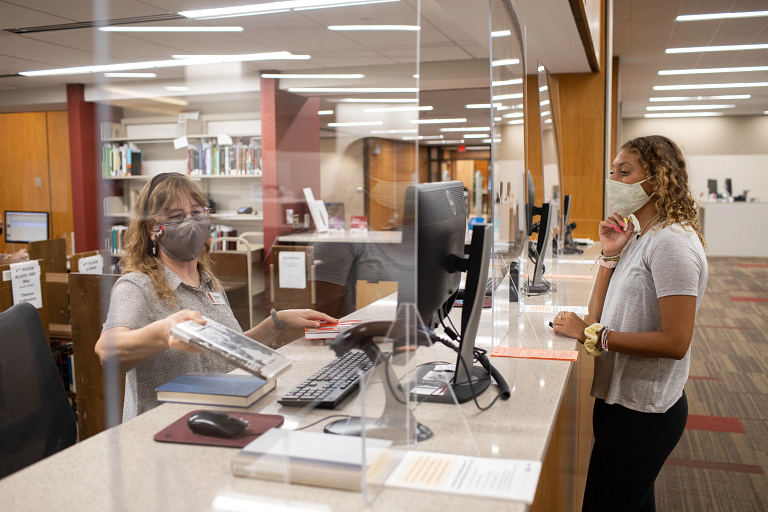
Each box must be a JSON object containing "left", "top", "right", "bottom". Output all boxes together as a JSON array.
[
  {"left": 463, "top": 134, "right": 489, "bottom": 138},
  {"left": 426, "top": 140, "right": 462, "bottom": 144},
  {"left": 502, "top": 113, "right": 523, "bottom": 118},
  {"left": 764, "top": 111, "right": 768, "bottom": 114},
  {"left": 180, "top": 0, "right": 398, "bottom": 18},
  {"left": 411, "top": 118, "right": 467, "bottom": 124},
  {"left": 465, "top": 146, "right": 490, "bottom": 150},
  {"left": 288, "top": 87, "right": 418, "bottom": 93},
  {"left": 644, "top": 112, "right": 724, "bottom": 118},
  {"left": 540, "top": 111, "right": 551, "bottom": 117},
  {"left": 677, "top": 10, "right": 768, "bottom": 21},
  {"left": 654, "top": 82, "right": 768, "bottom": 90},
  {"left": 482, "top": 139, "right": 501, "bottom": 143},
  {"left": 261, "top": 73, "right": 364, "bottom": 78},
  {"left": 544, "top": 119, "right": 552, "bottom": 124},
  {"left": 440, "top": 127, "right": 491, "bottom": 132},
  {"left": 165, "top": 86, "right": 189, "bottom": 91},
  {"left": 649, "top": 95, "right": 751, "bottom": 102},
  {"left": 540, "top": 100, "right": 550, "bottom": 106},
  {"left": 195, "top": 9, "right": 290, "bottom": 20},
  {"left": 294, "top": 0, "right": 397, "bottom": 10},
  {"left": 403, "top": 135, "right": 442, "bottom": 140},
  {"left": 667, "top": 43, "right": 768, "bottom": 54},
  {"left": 328, "top": 121, "right": 383, "bottom": 126},
  {"left": 99, "top": 26, "right": 243, "bottom": 32},
  {"left": 492, "top": 78, "right": 523, "bottom": 86},
  {"left": 539, "top": 86, "right": 548, "bottom": 91},
  {"left": 659, "top": 66, "right": 768, "bottom": 75},
  {"left": 646, "top": 104, "right": 735, "bottom": 111},
  {"left": 466, "top": 103, "right": 501, "bottom": 109},
  {"left": 370, "top": 129, "right": 417, "bottom": 134},
  {"left": 492, "top": 59, "right": 519, "bottom": 67},
  {"left": 507, "top": 120, "right": 524, "bottom": 125},
  {"left": 364, "top": 106, "right": 432, "bottom": 112},
  {"left": 330, "top": 98, "right": 417, "bottom": 103},
  {"left": 104, "top": 72, "right": 157, "bottom": 77},
  {"left": 492, "top": 93, "right": 523, "bottom": 100},
  {"left": 172, "top": 54, "right": 309, "bottom": 60},
  {"left": 492, "top": 30, "right": 511, "bottom": 37},
  {"left": 318, "top": 110, "right": 334, "bottom": 115},
  {"left": 328, "top": 25, "right": 420, "bottom": 31},
  {"left": 493, "top": 117, "right": 501, "bottom": 121}
]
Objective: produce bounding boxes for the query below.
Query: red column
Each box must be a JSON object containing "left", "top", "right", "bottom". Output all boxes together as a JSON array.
[{"left": 66, "top": 84, "right": 98, "bottom": 252}]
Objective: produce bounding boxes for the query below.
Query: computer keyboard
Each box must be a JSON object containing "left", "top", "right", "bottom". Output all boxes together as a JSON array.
[{"left": 277, "top": 351, "right": 376, "bottom": 409}]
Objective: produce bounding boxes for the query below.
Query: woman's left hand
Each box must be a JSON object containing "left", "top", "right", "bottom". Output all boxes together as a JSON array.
[
  {"left": 277, "top": 309, "right": 337, "bottom": 329},
  {"left": 552, "top": 312, "right": 589, "bottom": 343}
]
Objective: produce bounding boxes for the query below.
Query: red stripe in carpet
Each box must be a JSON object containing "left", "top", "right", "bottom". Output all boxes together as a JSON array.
[
  {"left": 686, "top": 414, "right": 745, "bottom": 433},
  {"left": 665, "top": 457, "right": 764, "bottom": 474},
  {"left": 697, "top": 325, "right": 756, "bottom": 330},
  {"left": 730, "top": 297, "right": 768, "bottom": 303},
  {"left": 738, "top": 264, "right": 768, "bottom": 268},
  {"left": 687, "top": 375, "right": 720, "bottom": 381}
]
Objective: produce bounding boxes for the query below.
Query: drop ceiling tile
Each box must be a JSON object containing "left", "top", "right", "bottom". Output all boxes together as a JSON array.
[
  {"left": 237, "top": 28, "right": 364, "bottom": 54},
  {"left": 0, "top": 1, "right": 73, "bottom": 29},
  {"left": 25, "top": 31, "right": 185, "bottom": 61},
  {"left": 3, "top": 0, "right": 165, "bottom": 22}
]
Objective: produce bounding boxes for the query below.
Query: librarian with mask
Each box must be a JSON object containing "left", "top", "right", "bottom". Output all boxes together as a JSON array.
[
  {"left": 551, "top": 136, "right": 707, "bottom": 512},
  {"left": 96, "top": 173, "right": 335, "bottom": 422}
]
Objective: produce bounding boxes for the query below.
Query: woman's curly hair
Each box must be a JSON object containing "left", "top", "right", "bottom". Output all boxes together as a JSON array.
[{"left": 621, "top": 135, "right": 705, "bottom": 248}]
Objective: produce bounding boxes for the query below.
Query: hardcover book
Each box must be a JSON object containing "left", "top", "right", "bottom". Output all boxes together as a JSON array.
[{"left": 156, "top": 372, "right": 276, "bottom": 407}]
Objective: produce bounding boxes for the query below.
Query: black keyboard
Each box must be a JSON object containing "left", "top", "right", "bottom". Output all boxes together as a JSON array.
[{"left": 277, "top": 351, "right": 375, "bottom": 409}]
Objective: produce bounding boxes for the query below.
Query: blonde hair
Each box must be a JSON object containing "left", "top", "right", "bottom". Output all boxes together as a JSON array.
[
  {"left": 621, "top": 135, "right": 705, "bottom": 248},
  {"left": 120, "top": 173, "right": 219, "bottom": 306}
]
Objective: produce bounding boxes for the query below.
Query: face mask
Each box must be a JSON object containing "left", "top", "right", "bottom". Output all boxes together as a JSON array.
[
  {"left": 154, "top": 216, "right": 211, "bottom": 262},
  {"left": 605, "top": 178, "right": 655, "bottom": 217}
]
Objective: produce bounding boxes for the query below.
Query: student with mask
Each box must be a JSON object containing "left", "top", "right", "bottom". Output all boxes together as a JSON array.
[
  {"left": 551, "top": 136, "right": 707, "bottom": 512},
  {"left": 96, "top": 173, "right": 335, "bottom": 421}
]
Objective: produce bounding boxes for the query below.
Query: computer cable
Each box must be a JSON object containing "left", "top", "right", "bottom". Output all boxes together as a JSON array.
[{"left": 295, "top": 414, "right": 351, "bottom": 431}]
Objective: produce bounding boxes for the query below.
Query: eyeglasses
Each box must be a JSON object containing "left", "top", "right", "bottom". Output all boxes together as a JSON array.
[{"left": 162, "top": 206, "right": 209, "bottom": 224}]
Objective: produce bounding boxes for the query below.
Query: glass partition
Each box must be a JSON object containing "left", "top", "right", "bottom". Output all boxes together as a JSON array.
[{"left": 537, "top": 62, "right": 564, "bottom": 259}]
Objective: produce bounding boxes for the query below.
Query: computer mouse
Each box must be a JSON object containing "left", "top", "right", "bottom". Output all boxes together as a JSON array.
[{"left": 187, "top": 410, "right": 249, "bottom": 438}]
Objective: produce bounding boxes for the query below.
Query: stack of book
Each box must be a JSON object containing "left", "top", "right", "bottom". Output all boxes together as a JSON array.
[
  {"left": 187, "top": 140, "right": 261, "bottom": 176},
  {"left": 156, "top": 372, "right": 276, "bottom": 407}
]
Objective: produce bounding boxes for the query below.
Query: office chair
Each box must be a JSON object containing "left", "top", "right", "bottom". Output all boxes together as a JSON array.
[{"left": 0, "top": 302, "right": 77, "bottom": 479}]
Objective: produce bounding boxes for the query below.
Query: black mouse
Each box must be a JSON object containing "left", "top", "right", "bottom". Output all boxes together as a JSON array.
[{"left": 187, "top": 410, "right": 249, "bottom": 438}]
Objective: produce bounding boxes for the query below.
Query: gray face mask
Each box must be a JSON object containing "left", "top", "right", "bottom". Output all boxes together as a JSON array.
[{"left": 154, "top": 216, "right": 211, "bottom": 262}]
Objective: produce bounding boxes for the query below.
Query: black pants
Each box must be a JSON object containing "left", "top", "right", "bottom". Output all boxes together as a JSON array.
[{"left": 582, "top": 391, "right": 688, "bottom": 512}]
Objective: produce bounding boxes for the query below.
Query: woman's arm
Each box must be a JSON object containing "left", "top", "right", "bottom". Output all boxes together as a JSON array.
[
  {"left": 95, "top": 310, "right": 205, "bottom": 373},
  {"left": 553, "top": 295, "right": 697, "bottom": 360},
  {"left": 244, "top": 309, "right": 337, "bottom": 345},
  {"left": 587, "top": 213, "right": 635, "bottom": 323}
]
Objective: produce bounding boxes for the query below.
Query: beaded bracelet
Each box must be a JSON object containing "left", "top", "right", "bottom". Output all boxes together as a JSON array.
[{"left": 592, "top": 250, "right": 621, "bottom": 272}]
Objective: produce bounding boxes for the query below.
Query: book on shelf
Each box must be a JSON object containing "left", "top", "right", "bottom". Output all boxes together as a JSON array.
[
  {"left": 187, "top": 139, "right": 261, "bottom": 176},
  {"left": 155, "top": 372, "right": 276, "bottom": 407},
  {"left": 231, "top": 428, "right": 394, "bottom": 491},
  {"left": 108, "top": 225, "right": 128, "bottom": 254},
  {"left": 102, "top": 144, "right": 142, "bottom": 177},
  {"left": 304, "top": 319, "right": 363, "bottom": 340},
  {"left": 211, "top": 226, "right": 237, "bottom": 250}
]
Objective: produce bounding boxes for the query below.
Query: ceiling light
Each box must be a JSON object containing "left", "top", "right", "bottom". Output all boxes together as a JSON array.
[
  {"left": 330, "top": 98, "right": 417, "bottom": 103},
  {"left": 540, "top": 100, "right": 550, "bottom": 106},
  {"left": 494, "top": 116, "right": 501, "bottom": 121},
  {"left": 20, "top": 52, "right": 308, "bottom": 77},
  {"left": 539, "top": 86, "right": 548, "bottom": 91},
  {"left": 492, "top": 79, "right": 522, "bottom": 86},
  {"left": 403, "top": 135, "right": 442, "bottom": 140},
  {"left": 328, "top": 121, "right": 383, "bottom": 126},
  {"left": 492, "top": 59, "right": 520, "bottom": 67},
  {"left": 413, "top": 74, "right": 419, "bottom": 78},
  {"left": 165, "top": 86, "right": 189, "bottom": 91},
  {"left": 288, "top": 87, "right": 418, "bottom": 93},
  {"left": 482, "top": 138, "right": 501, "bottom": 143},
  {"left": 659, "top": 66, "right": 768, "bottom": 75},
  {"left": 440, "top": 127, "right": 491, "bottom": 132},
  {"left": 466, "top": 103, "right": 501, "bottom": 109},
  {"left": 495, "top": 105, "right": 511, "bottom": 110},
  {"left": 643, "top": 112, "right": 724, "bottom": 118},
  {"left": 502, "top": 112, "right": 524, "bottom": 118},
  {"left": 364, "top": 106, "right": 432, "bottom": 112},
  {"left": 191, "top": 9, "right": 290, "bottom": 20},
  {"left": 667, "top": 43, "right": 768, "bottom": 54},
  {"left": 544, "top": 119, "right": 552, "bottom": 124},
  {"left": 426, "top": 140, "right": 461, "bottom": 144},
  {"left": 493, "top": 93, "right": 523, "bottom": 100},
  {"left": 180, "top": 0, "right": 398, "bottom": 19},
  {"left": 491, "top": 30, "right": 511, "bottom": 37},
  {"left": 104, "top": 72, "right": 157, "bottom": 78},
  {"left": 654, "top": 82, "right": 768, "bottom": 90},
  {"left": 677, "top": 10, "right": 768, "bottom": 21},
  {"left": 649, "top": 95, "right": 751, "bottom": 102},
  {"left": 411, "top": 118, "right": 467, "bottom": 124},
  {"left": 98, "top": 26, "right": 243, "bottom": 32},
  {"left": 465, "top": 145, "right": 490, "bottom": 150},
  {"left": 540, "top": 111, "right": 551, "bottom": 117},
  {"left": 370, "top": 129, "right": 417, "bottom": 134},
  {"left": 646, "top": 104, "right": 735, "bottom": 111},
  {"left": 318, "top": 110, "right": 334, "bottom": 115},
  {"left": 508, "top": 119, "right": 524, "bottom": 125},
  {"left": 261, "top": 73, "right": 364, "bottom": 78},
  {"left": 463, "top": 134, "right": 490, "bottom": 138},
  {"left": 328, "top": 25, "right": 420, "bottom": 31},
  {"left": 294, "top": 0, "right": 398, "bottom": 11}
]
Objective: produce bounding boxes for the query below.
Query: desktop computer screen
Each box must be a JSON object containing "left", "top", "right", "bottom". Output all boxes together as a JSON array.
[
  {"left": 4, "top": 211, "right": 49, "bottom": 244},
  {"left": 707, "top": 179, "right": 718, "bottom": 196},
  {"left": 524, "top": 171, "right": 553, "bottom": 294}
]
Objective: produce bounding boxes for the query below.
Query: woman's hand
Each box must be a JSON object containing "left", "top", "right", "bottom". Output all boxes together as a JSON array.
[
  {"left": 552, "top": 312, "right": 589, "bottom": 343},
  {"left": 599, "top": 213, "right": 635, "bottom": 256},
  {"left": 164, "top": 309, "right": 205, "bottom": 354},
  {"left": 277, "top": 309, "right": 337, "bottom": 329}
]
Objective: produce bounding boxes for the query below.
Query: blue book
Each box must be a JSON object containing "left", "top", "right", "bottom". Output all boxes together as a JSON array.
[{"left": 156, "top": 372, "right": 276, "bottom": 408}]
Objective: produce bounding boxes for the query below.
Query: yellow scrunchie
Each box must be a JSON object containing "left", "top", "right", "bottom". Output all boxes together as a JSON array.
[{"left": 584, "top": 323, "right": 604, "bottom": 356}]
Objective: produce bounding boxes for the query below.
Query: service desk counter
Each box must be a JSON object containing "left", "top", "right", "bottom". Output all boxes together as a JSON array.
[
  {"left": 699, "top": 202, "right": 768, "bottom": 257},
  {"left": 0, "top": 248, "right": 600, "bottom": 512}
]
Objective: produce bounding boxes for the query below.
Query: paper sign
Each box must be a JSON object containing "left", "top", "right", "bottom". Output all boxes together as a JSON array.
[
  {"left": 279, "top": 251, "right": 306, "bottom": 289},
  {"left": 524, "top": 305, "right": 589, "bottom": 315},
  {"left": 2, "top": 270, "right": 10, "bottom": 281},
  {"left": 490, "top": 346, "right": 578, "bottom": 361},
  {"left": 10, "top": 261, "right": 43, "bottom": 309},
  {"left": 77, "top": 254, "right": 104, "bottom": 274},
  {"left": 302, "top": 187, "right": 316, "bottom": 203},
  {"left": 385, "top": 451, "right": 542, "bottom": 504},
  {"left": 177, "top": 111, "right": 199, "bottom": 122},
  {"left": 217, "top": 133, "right": 233, "bottom": 145},
  {"left": 173, "top": 136, "right": 189, "bottom": 150},
  {"left": 309, "top": 200, "right": 329, "bottom": 233}
]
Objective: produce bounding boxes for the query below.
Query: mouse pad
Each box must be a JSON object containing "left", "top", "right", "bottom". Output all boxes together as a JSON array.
[{"left": 154, "top": 410, "right": 284, "bottom": 448}]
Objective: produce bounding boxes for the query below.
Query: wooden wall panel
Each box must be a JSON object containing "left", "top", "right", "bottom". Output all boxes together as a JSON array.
[
  {"left": 366, "top": 138, "right": 417, "bottom": 231},
  {"left": 46, "top": 111, "right": 73, "bottom": 245},
  {"left": 611, "top": 56, "right": 620, "bottom": 164}
]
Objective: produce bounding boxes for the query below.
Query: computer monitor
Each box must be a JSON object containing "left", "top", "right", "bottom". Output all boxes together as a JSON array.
[
  {"left": 399, "top": 181, "right": 495, "bottom": 404},
  {"left": 524, "top": 171, "right": 553, "bottom": 294},
  {"left": 725, "top": 178, "right": 732, "bottom": 196},
  {"left": 4, "top": 211, "right": 49, "bottom": 244},
  {"left": 707, "top": 179, "right": 718, "bottom": 196}
]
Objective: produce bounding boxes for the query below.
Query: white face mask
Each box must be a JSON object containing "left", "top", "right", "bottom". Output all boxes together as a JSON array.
[{"left": 605, "top": 178, "right": 655, "bottom": 217}]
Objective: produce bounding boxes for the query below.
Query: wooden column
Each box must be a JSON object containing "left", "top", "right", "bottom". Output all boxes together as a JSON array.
[{"left": 66, "top": 84, "right": 98, "bottom": 253}]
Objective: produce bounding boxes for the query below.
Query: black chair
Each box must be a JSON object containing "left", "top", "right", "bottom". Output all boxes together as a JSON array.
[{"left": 0, "top": 302, "right": 77, "bottom": 479}]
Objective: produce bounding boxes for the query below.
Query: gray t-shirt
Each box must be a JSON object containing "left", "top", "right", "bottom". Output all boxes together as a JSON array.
[
  {"left": 102, "top": 266, "right": 240, "bottom": 422},
  {"left": 592, "top": 223, "right": 708, "bottom": 413}
]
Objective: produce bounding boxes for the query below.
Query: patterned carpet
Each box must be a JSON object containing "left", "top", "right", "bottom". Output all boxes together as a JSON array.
[{"left": 655, "top": 257, "right": 768, "bottom": 511}]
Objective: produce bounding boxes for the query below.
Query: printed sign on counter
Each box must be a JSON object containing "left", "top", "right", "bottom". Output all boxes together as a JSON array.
[
  {"left": 77, "top": 254, "right": 104, "bottom": 274},
  {"left": 491, "top": 346, "right": 578, "bottom": 361},
  {"left": 279, "top": 251, "right": 306, "bottom": 289},
  {"left": 10, "top": 260, "right": 43, "bottom": 309}
]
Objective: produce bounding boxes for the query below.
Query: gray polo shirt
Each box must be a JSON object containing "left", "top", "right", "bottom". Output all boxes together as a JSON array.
[
  {"left": 102, "top": 266, "right": 240, "bottom": 422},
  {"left": 592, "top": 223, "right": 708, "bottom": 413}
]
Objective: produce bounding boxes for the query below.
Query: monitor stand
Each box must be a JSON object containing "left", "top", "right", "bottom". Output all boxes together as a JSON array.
[{"left": 527, "top": 203, "right": 552, "bottom": 294}]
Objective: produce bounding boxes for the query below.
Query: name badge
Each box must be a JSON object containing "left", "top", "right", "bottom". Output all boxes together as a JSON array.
[{"left": 207, "top": 292, "right": 226, "bottom": 305}]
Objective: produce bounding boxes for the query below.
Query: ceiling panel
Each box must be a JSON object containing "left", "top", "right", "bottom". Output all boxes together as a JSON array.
[
  {"left": 25, "top": 31, "right": 187, "bottom": 61},
  {"left": 3, "top": 0, "right": 166, "bottom": 22},
  {"left": 0, "top": 1, "right": 74, "bottom": 30}
]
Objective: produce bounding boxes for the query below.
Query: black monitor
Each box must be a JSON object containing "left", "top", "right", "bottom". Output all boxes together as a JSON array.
[
  {"left": 4, "top": 211, "right": 49, "bottom": 244},
  {"left": 725, "top": 178, "right": 732, "bottom": 196},
  {"left": 523, "top": 172, "right": 553, "bottom": 293},
  {"left": 707, "top": 179, "right": 718, "bottom": 196}
]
